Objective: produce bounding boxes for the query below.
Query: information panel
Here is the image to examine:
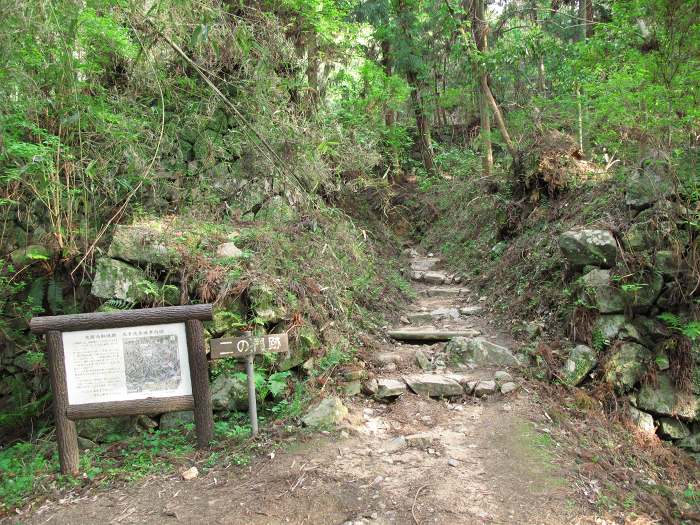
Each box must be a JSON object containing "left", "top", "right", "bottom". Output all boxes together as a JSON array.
[{"left": 62, "top": 323, "right": 192, "bottom": 405}]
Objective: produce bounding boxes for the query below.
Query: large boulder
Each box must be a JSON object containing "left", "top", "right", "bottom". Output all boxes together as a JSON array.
[
  {"left": 559, "top": 229, "right": 617, "bottom": 268},
  {"left": 210, "top": 374, "right": 250, "bottom": 411},
  {"left": 625, "top": 157, "right": 673, "bottom": 209},
  {"left": 561, "top": 345, "right": 598, "bottom": 386},
  {"left": 605, "top": 342, "right": 652, "bottom": 392},
  {"left": 301, "top": 397, "right": 348, "bottom": 428},
  {"left": 403, "top": 374, "right": 463, "bottom": 398},
  {"left": 108, "top": 223, "right": 181, "bottom": 267},
  {"left": 637, "top": 373, "right": 700, "bottom": 420}
]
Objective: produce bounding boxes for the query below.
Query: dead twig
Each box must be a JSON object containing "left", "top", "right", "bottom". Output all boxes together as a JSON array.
[{"left": 411, "top": 484, "right": 429, "bottom": 524}]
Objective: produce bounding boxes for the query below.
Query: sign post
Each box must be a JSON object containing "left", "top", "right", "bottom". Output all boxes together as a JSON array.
[
  {"left": 209, "top": 332, "right": 289, "bottom": 437},
  {"left": 30, "top": 304, "right": 215, "bottom": 475}
]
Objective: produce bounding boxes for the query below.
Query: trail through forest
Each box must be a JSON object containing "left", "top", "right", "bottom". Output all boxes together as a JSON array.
[{"left": 19, "top": 250, "right": 597, "bottom": 525}]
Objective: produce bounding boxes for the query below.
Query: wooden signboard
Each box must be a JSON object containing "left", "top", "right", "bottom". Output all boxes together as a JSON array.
[
  {"left": 210, "top": 333, "right": 289, "bottom": 359},
  {"left": 209, "top": 332, "right": 289, "bottom": 436},
  {"left": 30, "top": 304, "right": 215, "bottom": 475}
]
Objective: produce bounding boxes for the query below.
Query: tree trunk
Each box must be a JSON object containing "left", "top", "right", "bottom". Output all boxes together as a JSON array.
[
  {"left": 380, "top": 39, "right": 395, "bottom": 127},
  {"left": 407, "top": 70, "right": 436, "bottom": 175},
  {"left": 473, "top": 0, "right": 493, "bottom": 176},
  {"left": 480, "top": 75, "right": 518, "bottom": 160}
]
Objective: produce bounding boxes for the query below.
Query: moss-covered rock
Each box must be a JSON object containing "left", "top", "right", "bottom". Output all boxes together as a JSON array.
[
  {"left": 657, "top": 417, "right": 690, "bottom": 440},
  {"left": 559, "top": 229, "right": 617, "bottom": 268},
  {"left": 249, "top": 283, "right": 287, "bottom": 324},
  {"left": 108, "top": 223, "right": 181, "bottom": 267},
  {"left": 561, "top": 344, "right": 597, "bottom": 386},
  {"left": 579, "top": 269, "right": 625, "bottom": 313},
  {"left": 210, "top": 373, "right": 250, "bottom": 411},
  {"left": 637, "top": 373, "right": 700, "bottom": 420},
  {"left": 301, "top": 397, "right": 348, "bottom": 428},
  {"left": 625, "top": 159, "right": 673, "bottom": 209},
  {"left": 278, "top": 325, "right": 320, "bottom": 371},
  {"left": 10, "top": 244, "right": 51, "bottom": 266},
  {"left": 605, "top": 342, "right": 652, "bottom": 392},
  {"left": 76, "top": 416, "right": 143, "bottom": 442},
  {"left": 91, "top": 258, "right": 151, "bottom": 302},
  {"left": 593, "top": 315, "right": 642, "bottom": 343},
  {"left": 678, "top": 431, "right": 700, "bottom": 453}
]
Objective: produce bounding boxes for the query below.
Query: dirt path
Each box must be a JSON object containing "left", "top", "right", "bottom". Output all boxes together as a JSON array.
[{"left": 19, "top": 250, "right": 599, "bottom": 525}]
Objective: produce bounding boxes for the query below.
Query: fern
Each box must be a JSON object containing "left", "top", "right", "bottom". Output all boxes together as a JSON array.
[
  {"left": 658, "top": 313, "right": 700, "bottom": 341},
  {"left": 46, "top": 278, "right": 64, "bottom": 314},
  {"left": 26, "top": 277, "right": 46, "bottom": 310},
  {"left": 102, "top": 298, "right": 135, "bottom": 310}
]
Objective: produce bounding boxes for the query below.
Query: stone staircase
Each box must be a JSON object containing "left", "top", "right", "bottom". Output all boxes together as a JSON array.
[{"left": 363, "top": 248, "right": 522, "bottom": 401}]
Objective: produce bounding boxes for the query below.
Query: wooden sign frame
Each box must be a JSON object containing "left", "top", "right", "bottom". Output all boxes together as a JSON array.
[{"left": 30, "top": 304, "right": 215, "bottom": 475}]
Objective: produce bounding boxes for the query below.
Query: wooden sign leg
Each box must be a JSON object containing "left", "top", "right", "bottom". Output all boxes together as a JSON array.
[
  {"left": 185, "top": 320, "right": 214, "bottom": 448},
  {"left": 46, "top": 331, "right": 79, "bottom": 475}
]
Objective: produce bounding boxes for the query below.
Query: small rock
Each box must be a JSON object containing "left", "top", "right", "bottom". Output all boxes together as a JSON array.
[
  {"left": 400, "top": 315, "right": 410, "bottom": 324},
  {"left": 382, "top": 362, "right": 398, "bottom": 372},
  {"left": 447, "top": 458, "right": 460, "bottom": 467},
  {"left": 181, "top": 466, "right": 199, "bottom": 481},
  {"left": 465, "top": 380, "right": 479, "bottom": 394},
  {"left": 629, "top": 407, "right": 655, "bottom": 434},
  {"left": 405, "top": 433, "right": 432, "bottom": 448},
  {"left": 375, "top": 379, "right": 406, "bottom": 399},
  {"left": 415, "top": 350, "right": 432, "bottom": 371},
  {"left": 342, "top": 381, "right": 362, "bottom": 396},
  {"left": 215, "top": 242, "right": 243, "bottom": 258},
  {"left": 363, "top": 378, "right": 379, "bottom": 396},
  {"left": 384, "top": 436, "right": 407, "bottom": 453},
  {"left": 302, "top": 397, "right": 348, "bottom": 428},
  {"left": 500, "top": 382, "right": 518, "bottom": 394},
  {"left": 493, "top": 371, "right": 513, "bottom": 385},
  {"left": 473, "top": 381, "right": 497, "bottom": 397},
  {"left": 561, "top": 345, "right": 598, "bottom": 386}
]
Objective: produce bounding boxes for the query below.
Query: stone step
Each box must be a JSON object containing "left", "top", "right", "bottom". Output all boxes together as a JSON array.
[
  {"left": 405, "top": 307, "right": 461, "bottom": 324},
  {"left": 417, "top": 287, "right": 470, "bottom": 299},
  {"left": 387, "top": 327, "right": 480, "bottom": 342},
  {"left": 410, "top": 257, "right": 441, "bottom": 272},
  {"left": 410, "top": 270, "right": 458, "bottom": 285}
]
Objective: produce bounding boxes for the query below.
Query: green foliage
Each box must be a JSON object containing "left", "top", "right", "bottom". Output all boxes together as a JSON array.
[{"left": 658, "top": 313, "right": 700, "bottom": 341}]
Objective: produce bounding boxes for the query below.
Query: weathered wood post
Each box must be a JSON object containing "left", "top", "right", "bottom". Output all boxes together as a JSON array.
[
  {"left": 186, "top": 319, "right": 214, "bottom": 447},
  {"left": 46, "top": 330, "right": 79, "bottom": 475}
]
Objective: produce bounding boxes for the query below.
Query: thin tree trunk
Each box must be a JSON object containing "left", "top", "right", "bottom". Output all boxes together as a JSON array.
[
  {"left": 407, "top": 70, "right": 436, "bottom": 174},
  {"left": 474, "top": 0, "right": 493, "bottom": 176},
  {"left": 380, "top": 39, "right": 395, "bottom": 127},
  {"left": 480, "top": 75, "right": 518, "bottom": 159}
]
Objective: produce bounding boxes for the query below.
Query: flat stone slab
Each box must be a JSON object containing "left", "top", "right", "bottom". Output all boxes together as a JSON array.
[
  {"left": 473, "top": 380, "right": 497, "bottom": 397},
  {"left": 376, "top": 379, "right": 406, "bottom": 399},
  {"left": 388, "top": 327, "right": 481, "bottom": 342},
  {"left": 410, "top": 257, "right": 441, "bottom": 272},
  {"left": 459, "top": 306, "right": 483, "bottom": 316},
  {"left": 403, "top": 374, "right": 463, "bottom": 397},
  {"left": 406, "top": 311, "right": 434, "bottom": 324},
  {"left": 417, "top": 287, "right": 470, "bottom": 299}
]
